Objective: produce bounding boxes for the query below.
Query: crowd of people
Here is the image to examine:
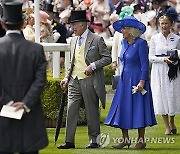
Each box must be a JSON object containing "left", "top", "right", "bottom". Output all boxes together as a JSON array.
[
  {"left": 0, "top": 0, "right": 179, "bottom": 67},
  {"left": 0, "top": 0, "right": 180, "bottom": 153},
  {"left": 11, "top": 0, "right": 180, "bottom": 39}
]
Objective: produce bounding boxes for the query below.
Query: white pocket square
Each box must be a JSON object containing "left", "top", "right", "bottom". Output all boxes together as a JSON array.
[{"left": 88, "top": 46, "right": 95, "bottom": 51}]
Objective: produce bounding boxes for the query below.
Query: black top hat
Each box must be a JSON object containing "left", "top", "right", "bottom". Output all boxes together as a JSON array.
[
  {"left": 1, "top": 1, "right": 25, "bottom": 24},
  {"left": 45, "top": 4, "right": 54, "bottom": 13},
  {"left": 133, "top": 4, "right": 142, "bottom": 12},
  {"left": 152, "top": 0, "right": 166, "bottom": 4},
  {"left": 69, "top": 10, "right": 89, "bottom": 23}
]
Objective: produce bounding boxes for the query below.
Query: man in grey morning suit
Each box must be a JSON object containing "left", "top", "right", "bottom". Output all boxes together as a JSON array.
[
  {"left": 0, "top": 1, "right": 48, "bottom": 154},
  {"left": 58, "top": 10, "right": 111, "bottom": 149}
]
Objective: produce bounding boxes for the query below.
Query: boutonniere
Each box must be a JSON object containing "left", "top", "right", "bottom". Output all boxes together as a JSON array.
[
  {"left": 88, "top": 46, "right": 95, "bottom": 51},
  {"left": 53, "top": 23, "right": 57, "bottom": 27}
]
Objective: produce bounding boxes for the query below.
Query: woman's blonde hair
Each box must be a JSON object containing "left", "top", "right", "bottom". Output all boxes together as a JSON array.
[
  {"left": 159, "top": 15, "right": 173, "bottom": 24},
  {"left": 126, "top": 27, "right": 142, "bottom": 39}
]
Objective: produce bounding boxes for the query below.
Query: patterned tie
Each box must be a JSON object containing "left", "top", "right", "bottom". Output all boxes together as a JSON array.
[{"left": 78, "top": 36, "right": 82, "bottom": 47}]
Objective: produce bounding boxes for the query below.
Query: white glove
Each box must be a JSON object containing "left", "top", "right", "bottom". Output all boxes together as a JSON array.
[{"left": 132, "top": 86, "right": 147, "bottom": 95}]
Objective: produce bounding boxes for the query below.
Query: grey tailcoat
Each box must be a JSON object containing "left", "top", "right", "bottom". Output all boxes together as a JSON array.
[
  {"left": 66, "top": 31, "right": 111, "bottom": 109},
  {"left": 0, "top": 33, "right": 48, "bottom": 152}
]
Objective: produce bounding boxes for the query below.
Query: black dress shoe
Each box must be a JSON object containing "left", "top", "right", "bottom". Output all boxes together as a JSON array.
[
  {"left": 171, "top": 129, "right": 177, "bottom": 134},
  {"left": 57, "top": 142, "right": 75, "bottom": 149},
  {"left": 86, "top": 143, "right": 100, "bottom": 149}
]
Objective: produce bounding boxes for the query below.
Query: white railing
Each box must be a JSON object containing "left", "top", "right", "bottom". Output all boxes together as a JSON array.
[
  {"left": 42, "top": 43, "right": 70, "bottom": 78},
  {"left": 41, "top": 39, "right": 113, "bottom": 79}
]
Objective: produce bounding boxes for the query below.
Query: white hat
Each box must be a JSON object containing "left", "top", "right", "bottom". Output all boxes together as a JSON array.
[
  {"left": 146, "top": 10, "right": 156, "bottom": 22},
  {"left": 39, "top": 10, "right": 49, "bottom": 23},
  {"left": 59, "top": 9, "right": 71, "bottom": 19}
]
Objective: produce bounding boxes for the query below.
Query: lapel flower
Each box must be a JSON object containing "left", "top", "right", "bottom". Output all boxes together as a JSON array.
[{"left": 53, "top": 23, "right": 57, "bottom": 27}]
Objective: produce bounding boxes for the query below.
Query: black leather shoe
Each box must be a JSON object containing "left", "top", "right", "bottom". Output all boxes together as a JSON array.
[
  {"left": 171, "top": 129, "right": 177, "bottom": 134},
  {"left": 86, "top": 143, "right": 100, "bottom": 148},
  {"left": 57, "top": 142, "right": 75, "bottom": 149}
]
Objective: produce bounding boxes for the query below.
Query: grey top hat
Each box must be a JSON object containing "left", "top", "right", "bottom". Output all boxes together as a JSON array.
[
  {"left": 1, "top": 1, "right": 25, "bottom": 24},
  {"left": 69, "top": 10, "right": 89, "bottom": 23}
]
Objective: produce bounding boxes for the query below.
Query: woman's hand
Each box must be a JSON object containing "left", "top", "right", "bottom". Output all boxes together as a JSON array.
[
  {"left": 137, "top": 80, "right": 145, "bottom": 91},
  {"left": 164, "top": 57, "right": 174, "bottom": 64}
]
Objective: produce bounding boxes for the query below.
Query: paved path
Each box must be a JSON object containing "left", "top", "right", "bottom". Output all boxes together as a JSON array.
[{"left": 106, "top": 93, "right": 114, "bottom": 101}]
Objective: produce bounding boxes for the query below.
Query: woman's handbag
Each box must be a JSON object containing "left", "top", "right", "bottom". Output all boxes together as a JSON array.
[
  {"left": 112, "top": 75, "right": 120, "bottom": 90},
  {"left": 167, "top": 50, "right": 178, "bottom": 59},
  {"left": 166, "top": 50, "right": 180, "bottom": 81}
]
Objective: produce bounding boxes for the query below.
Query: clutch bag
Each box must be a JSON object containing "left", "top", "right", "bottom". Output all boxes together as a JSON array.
[{"left": 167, "top": 50, "right": 178, "bottom": 59}]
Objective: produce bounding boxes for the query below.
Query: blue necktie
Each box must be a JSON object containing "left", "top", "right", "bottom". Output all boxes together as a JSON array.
[{"left": 78, "top": 36, "right": 82, "bottom": 47}]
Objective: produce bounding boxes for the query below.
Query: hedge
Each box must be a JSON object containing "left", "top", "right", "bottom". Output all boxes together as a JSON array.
[
  {"left": 41, "top": 76, "right": 87, "bottom": 128},
  {"left": 104, "top": 64, "right": 115, "bottom": 85}
]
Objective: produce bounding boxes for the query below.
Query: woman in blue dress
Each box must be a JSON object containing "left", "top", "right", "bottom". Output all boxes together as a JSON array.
[{"left": 104, "top": 16, "right": 157, "bottom": 149}]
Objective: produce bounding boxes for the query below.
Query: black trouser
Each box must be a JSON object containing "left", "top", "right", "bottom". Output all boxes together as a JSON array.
[{"left": 0, "top": 151, "right": 38, "bottom": 154}]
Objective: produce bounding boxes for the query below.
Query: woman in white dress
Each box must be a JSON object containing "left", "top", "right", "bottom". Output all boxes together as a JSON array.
[
  {"left": 145, "top": 10, "right": 159, "bottom": 46},
  {"left": 149, "top": 7, "right": 180, "bottom": 135}
]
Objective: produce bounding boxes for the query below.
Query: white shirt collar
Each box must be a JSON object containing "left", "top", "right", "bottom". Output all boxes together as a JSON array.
[
  {"left": 79, "top": 28, "right": 89, "bottom": 40},
  {"left": 6, "top": 30, "right": 21, "bottom": 35}
]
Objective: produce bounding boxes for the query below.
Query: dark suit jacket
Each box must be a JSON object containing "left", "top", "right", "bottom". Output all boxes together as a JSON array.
[
  {"left": 52, "top": 20, "right": 67, "bottom": 57},
  {"left": 0, "top": 32, "right": 48, "bottom": 152},
  {"left": 0, "top": 24, "right": 5, "bottom": 37},
  {"left": 52, "top": 20, "right": 67, "bottom": 43},
  {"left": 115, "top": 2, "right": 124, "bottom": 15}
]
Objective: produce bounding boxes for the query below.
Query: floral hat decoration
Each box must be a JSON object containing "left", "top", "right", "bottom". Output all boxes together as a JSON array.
[
  {"left": 118, "top": 5, "right": 134, "bottom": 20},
  {"left": 112, "top": 5, "right": 146, "bottom": 34}
]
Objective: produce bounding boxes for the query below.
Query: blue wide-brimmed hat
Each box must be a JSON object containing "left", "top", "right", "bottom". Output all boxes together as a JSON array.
[{"left": 113, "top": 16, "right": 146, "bottom": 34}]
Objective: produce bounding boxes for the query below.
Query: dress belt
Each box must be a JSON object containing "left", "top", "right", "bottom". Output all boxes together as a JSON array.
[{"left": 155, "top": 54, "right": 167, "bottom": 57}]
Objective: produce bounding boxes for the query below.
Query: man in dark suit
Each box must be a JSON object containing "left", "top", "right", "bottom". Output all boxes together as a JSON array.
[
  {"left": 45, "top": 3, "right": 67, "bottom": 67},
  {"left": 58, "top": 10, "right": 111, "bottom": 149},
  {"left": 111, "top": 0, "right": 124, "bottom": 15},
  {"left": 0, "top": 23, "right": 5, "bottom": 37},
  {"left": 0, "top": 1, "right": 48, "bottom": 154}
]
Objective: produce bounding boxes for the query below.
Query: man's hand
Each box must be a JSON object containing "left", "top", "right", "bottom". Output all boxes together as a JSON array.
[
  {"left": 84, "top": 65, "right": 93, "bottom": 76},
  {"left": 112, "top": 61, "right": 117, "bottom": 70},
  {"left": 11, "top": 102, "right": 25, "bottom": 112},
  {"left": 60, "top": 78, "right": 68, "bottom": 89}
]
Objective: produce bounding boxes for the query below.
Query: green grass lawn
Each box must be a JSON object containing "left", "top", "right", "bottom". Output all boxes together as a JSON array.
[{"left": 40, "top": 100, "right": 180, "bottom": 154}]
